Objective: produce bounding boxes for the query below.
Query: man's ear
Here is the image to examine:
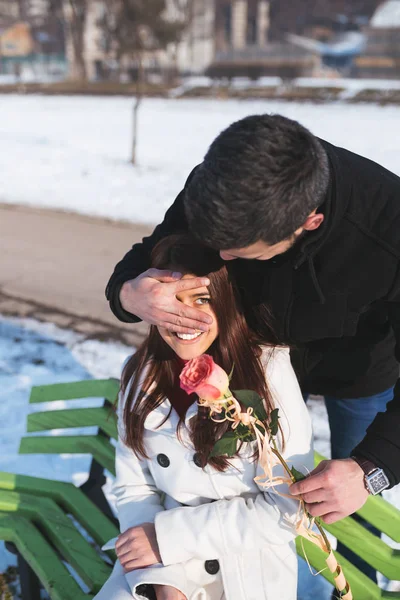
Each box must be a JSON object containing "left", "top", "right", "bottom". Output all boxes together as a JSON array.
[{"left": 303, "top": 211, "right": 324, "bottom": 232}]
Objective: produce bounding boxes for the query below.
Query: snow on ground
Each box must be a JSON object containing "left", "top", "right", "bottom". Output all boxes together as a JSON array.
[
  {"left": 0, "top": 316, "right": 132, "bottom": 573},
  {"left": 1, "top": 95, "right": 400, "bottom": 227},
  {"left": 0, "top": 316, "right": 399, "bottom": 595}
]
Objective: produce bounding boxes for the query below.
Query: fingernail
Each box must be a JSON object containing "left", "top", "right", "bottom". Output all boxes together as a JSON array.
[
  {"left": 172, "top": 272, "right": 182, "bottom": 278},
  {"left": 199, "top": 325, "right": 210, "bottom": 332},
  {"left": 202, "top": 278, "right": 210, "bottom": 286}
]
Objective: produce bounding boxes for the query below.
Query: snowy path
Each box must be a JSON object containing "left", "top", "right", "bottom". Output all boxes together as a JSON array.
[{"left": 1, "top": 95, "right": 400, "bottom": 226}]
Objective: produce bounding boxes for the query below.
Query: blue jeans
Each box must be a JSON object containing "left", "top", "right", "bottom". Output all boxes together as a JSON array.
[{"left": 306, "top": 387, "right": 394, "bottom": 583}]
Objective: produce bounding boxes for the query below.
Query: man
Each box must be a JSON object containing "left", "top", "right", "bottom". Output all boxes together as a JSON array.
[{"left": 106, "top": 114, "right": 400, "bottom": 581}]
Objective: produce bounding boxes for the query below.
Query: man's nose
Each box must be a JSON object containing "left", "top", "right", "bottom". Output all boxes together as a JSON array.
[{"left": 219, "top": 251, "right": 237, "bottom": 261}]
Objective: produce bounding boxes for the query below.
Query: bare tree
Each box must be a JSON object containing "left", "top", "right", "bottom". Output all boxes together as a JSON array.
[
  {"left": 65, "top": 0, "right": 88, "bottom": 79},
  {"left": 49, "top": 0, "right": 87, "bottom": 80},
  {"left": 102, "top": 0, "right": 185, "bottom": 164},
  {"left": 169, "top": 0, "right": 195, "bottom": 75}
]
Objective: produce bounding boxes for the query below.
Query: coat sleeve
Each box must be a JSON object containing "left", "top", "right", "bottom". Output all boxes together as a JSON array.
[
  {"left": 113, "top": 430, "right": 165, "bottom": 534},
  {"left": 106, "top": 380, "right": 204, "bottom": 600},
  {"left": 352, "top": 269, "right": 400, "bottom": 487},
  {"left": 105, "top": 167, "right": 199, "bottom": 323},
  {"left": 154, "top": 347, "right": 314, "bottom": 566}
]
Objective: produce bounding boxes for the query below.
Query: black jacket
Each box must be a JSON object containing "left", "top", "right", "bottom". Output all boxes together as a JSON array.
[{"left": 106, "top": 139, "right": 400, "bottom": 487}]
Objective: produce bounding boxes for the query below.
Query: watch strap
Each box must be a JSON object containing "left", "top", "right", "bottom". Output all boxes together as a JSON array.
[{"left": 351, "top": 455, "right": 377, "bottom": 476}]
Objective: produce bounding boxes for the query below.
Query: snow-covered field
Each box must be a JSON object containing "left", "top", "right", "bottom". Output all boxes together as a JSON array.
[
  {"left": 0, "top": 316, "right": 399, "bottom": 597},
  {"left": 1, "top": 95, "right": 400, "bottom": 225}
]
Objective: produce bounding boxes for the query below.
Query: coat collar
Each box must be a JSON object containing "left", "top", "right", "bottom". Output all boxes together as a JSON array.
[
  {"left": 143, "top": 396, "right": 199, "bottom": 438},
  {"left": 293, "top": 138, "right": 351, "bottom": 269}
]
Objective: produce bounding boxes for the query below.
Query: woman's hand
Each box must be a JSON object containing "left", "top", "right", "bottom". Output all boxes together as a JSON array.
[
  {"left": 116, "top": 523, "right": 161, "bottom": 572},
  {"left": 153, "top": 584, "right": 187, "bottom": 600}
]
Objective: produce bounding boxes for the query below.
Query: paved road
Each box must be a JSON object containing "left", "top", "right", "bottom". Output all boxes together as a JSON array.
[{"left": 0, "top": 203, "right": 151, "bottom": 346}]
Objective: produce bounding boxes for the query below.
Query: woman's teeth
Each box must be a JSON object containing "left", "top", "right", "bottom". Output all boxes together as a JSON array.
[{"left": 175, "top": 332, "right": 203, "bottom": 341}]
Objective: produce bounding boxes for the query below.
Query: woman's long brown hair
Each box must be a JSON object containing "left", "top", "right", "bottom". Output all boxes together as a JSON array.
[{"left": 121, "top": 234, "right": 280, "bottom": 471}]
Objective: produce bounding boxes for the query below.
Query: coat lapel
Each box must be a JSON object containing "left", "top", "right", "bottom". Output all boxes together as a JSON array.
[{"left": 143, "top": 397, "right": 199, "bottom": 439}]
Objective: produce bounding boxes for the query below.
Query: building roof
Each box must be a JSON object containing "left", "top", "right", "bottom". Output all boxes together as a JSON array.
[{"left": 370, "top": 0, "right": 400, "bottom": 28}]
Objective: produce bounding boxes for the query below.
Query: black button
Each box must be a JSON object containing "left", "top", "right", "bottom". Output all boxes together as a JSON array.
[
  {"left": 204, "top": 560, "right": 220, "bottom": 575},
  {"left": 193, "top": 453, "right": 205, "bottom": 468},
  {"left": 157, "top": 454, "right": 170, "bottom": 468}
]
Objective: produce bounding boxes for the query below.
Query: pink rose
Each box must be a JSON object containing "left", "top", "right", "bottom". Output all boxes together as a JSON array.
[{"left": 179, "top": 354, "right": 230, "bottom": 401}]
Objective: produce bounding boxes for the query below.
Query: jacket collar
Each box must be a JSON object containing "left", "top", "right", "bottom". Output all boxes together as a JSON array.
[
  {"left": 143, "top": 396, "right": 199, "bottom": 438},
  {"left": 293, "top": 138, "right": 351, "bottom": 269}
]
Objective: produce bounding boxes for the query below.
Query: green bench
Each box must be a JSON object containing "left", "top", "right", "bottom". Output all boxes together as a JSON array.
[{"left": 0, "top": 379, "right": 399, "bottom": 600}]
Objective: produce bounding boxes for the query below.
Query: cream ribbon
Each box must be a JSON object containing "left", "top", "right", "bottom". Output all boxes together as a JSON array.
[{"left": 199, "top": 395, "right": 353, "bottom": 600}]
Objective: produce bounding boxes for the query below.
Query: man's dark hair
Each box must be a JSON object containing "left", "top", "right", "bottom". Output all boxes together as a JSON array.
[{"left": 184, "top": 114, "right": 330, "bottom": 249}]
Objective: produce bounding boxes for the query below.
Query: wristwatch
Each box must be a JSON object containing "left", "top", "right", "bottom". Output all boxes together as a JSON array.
[{"left": 351, "top": 456, "right": 390, "bottom": 495}]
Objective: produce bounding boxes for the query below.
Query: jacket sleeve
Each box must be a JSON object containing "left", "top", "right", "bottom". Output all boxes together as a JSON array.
[
  {"left": 105, "top": 167, "right": 199, "bottom": 323},
  {"left": 112, "top": 387, "right": 165, "bottom": 534},
  {"left": 106, "top": 379, "right": 217, "bottom": 600},
  {"left": 154, "top": 347, "right": 314, "bottom": 566},
  {"left": 352, "top": 270, "right": 400, "bottom": 487}
]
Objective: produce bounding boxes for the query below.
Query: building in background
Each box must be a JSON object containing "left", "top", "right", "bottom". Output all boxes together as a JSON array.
[
  {"left": 0, "top": 0, "right": 65, "bottom": 78},
  {"left": 3, "top": 0, "right": 397, "bottom": 82},
  {"left": 174, "top": 0, "right": 215, "bottom": 74},
  {"left": 209, "top": 0, "right": 317, "bottom": 78},
  {"left": 355, "top": 0, "right": 400, "bottom": 78},
  {"left": 25, "top": 0, "right": 50, "bottom": 24},
  {"left": 72, "top": 0, "right": 215, "bottom": 80},
  {"left": 0, "top": 21, "right": 34, "bottom": 56}
]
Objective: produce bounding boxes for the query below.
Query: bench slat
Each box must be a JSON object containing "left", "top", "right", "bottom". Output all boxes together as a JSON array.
[
  {"left": 0, "top": 471, "right": 119, "bottom": 553},
  {"left": 18, "top": 435, "right": 116, "bottom": 475},
  {"left": 27, "top": 407, "right": 118, "bottom": 440},
  {"left": 322, "top": 514, "right": 400, "bottom": 581},
  {"left": 295, "top": 536, "right": 394, "bottom": 600},
  {"left": 0, "top": 514, "right": 94, "bottom": 600},
  {"left": 29, "top": 379, "right": 119, "bottom": 404},
  {"left": 0, "top": 490, "right": 112, "bottom": 592}
]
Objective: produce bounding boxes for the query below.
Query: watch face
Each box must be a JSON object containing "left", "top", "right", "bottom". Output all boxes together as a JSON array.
[{"left": 367, "top": 470, "right": 390, "bottom": 495}]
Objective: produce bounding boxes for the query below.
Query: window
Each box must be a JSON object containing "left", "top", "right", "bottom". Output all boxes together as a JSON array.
[
  {"left": 247, "top": 13, "right": 257, "bottom": 45},
  {"left": 223, "top": 3, "right": 232, "bottom": 44}
]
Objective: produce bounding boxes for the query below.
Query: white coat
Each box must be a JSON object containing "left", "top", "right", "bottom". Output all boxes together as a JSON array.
[{"left": 94, "top": 347, "right": 314, "bottom": 600}]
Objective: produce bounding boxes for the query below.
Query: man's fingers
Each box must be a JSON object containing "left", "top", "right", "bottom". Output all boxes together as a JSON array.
[
  {"left": 321, "top": 512, "right": 342, "bottom": 525},
  {"left": 157, "top": 303, "right": 214, "bottom": 332},
  {"left": 290, "top": 476, "right": 325, "bottom": 496},
  {"left": 305, "top": 505, "right": 343, "bottom": 524},
  {"left": 301, "top": 489, "right": 328, "bottom": 504},
  {"left": 146, "top": 269, "right": 183, "bottom": 282},
  {"left": 146, "top": 269, "right": 210, "bottom": 296},
  {"left": 170, "top": 301, "right": 213, "bottom": 325},
  {"left": 290, "top": 461, "right": 330, "bottom": 495},
  {"left": 305, "top": 500, "right": 335, "bottom": 518},
  {"left": 172, "top": 276, "right": 211, "bottom": 295}
]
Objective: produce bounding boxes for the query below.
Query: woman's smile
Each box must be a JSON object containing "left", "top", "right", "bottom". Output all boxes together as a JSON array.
[{"left": 173, "top": 331, "right": 204, "bottom": 343}]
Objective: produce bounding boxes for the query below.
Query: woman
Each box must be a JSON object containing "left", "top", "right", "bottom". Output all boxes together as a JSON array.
[{"left": 95, "top": 235, "right": 313, "bottom": 600}]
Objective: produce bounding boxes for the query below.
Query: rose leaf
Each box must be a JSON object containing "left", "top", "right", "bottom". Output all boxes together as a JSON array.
[
  {"left": 233, "top": 390, "right": 268, "bottom": 422},
  {"left": 209, "top": 431, "right": 237, "bottom": 458},
  {"left": 290, "top": 466, "right": 306, "bottom": 482},
  {"left": 269, "top": 408, "right": 280, "bottom": 436}
]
